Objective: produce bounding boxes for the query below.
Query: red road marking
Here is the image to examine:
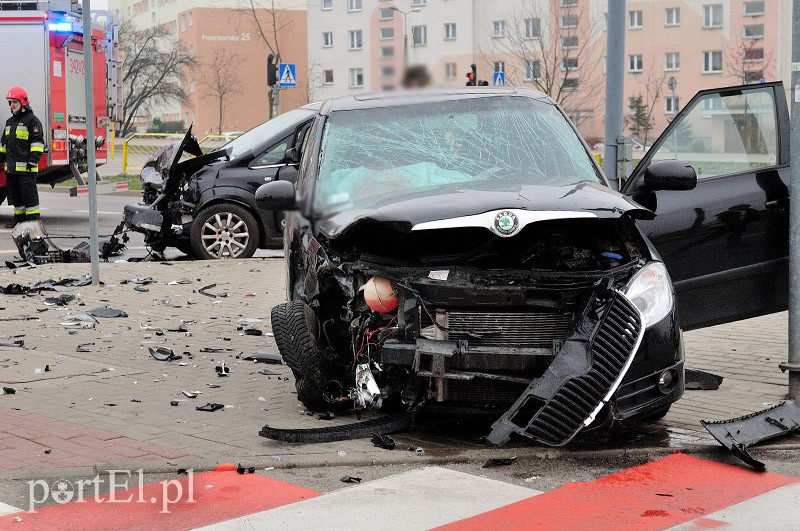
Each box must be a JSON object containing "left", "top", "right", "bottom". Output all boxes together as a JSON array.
[
  {"left": 2, "top": 471, "right": 320, "bottom": 530},
  {"left": 435, "top": 453, "right": 798, "bottom": 531}
]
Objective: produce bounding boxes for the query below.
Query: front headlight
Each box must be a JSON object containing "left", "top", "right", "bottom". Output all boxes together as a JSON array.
[{"left": 622, "top": 262, "right": 674, "bottom": 328}]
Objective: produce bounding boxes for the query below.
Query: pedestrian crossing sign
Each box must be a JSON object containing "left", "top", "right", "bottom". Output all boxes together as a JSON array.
[
  {"left": 493, "top": 71, "right": 506, "bottom": 86},
  {"left": 278, "top": 63, "right": 297, "bottom": 87}
]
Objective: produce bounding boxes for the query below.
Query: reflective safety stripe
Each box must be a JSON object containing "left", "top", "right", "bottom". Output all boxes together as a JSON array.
[
  {"left": 0, "top": 145, "right": 5, "bottom": 153},
  {"left": 14, "top": 162, "right": 37, "bottom": 172},
  {"left": 25, "top": 207, "right": 40, "bottom": 215},
  {"left": 30, "top": 142, "right": 44, "bottom": 152},
  {"left": 3, "top": 127, "right": 9, "bottom": 134},
  {"left": 13, "top": 209, "right": 25, "bottom": 215},
  {"left": 15, "top": 129, "right": 29, "bottom": 140}
]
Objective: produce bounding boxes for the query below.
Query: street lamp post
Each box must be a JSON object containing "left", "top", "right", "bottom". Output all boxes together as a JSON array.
[{"left": 390, "top": 7, "right": 421, "bottom": 70}]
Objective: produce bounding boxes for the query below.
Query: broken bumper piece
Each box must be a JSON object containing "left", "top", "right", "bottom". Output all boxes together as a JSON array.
[
  {"left": 701, "top": 398, "right": 800, "bottom": 471},
  {"left": 124, "top": 204, "right": 164, "bottom": 233},
  {"left": 486, "top": 290, "right": 644, "bottom": 447}
]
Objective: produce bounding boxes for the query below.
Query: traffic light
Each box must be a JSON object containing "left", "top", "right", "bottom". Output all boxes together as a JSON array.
[
  {"left": 267, "top": 53, "right": 278, "bottom": 86},
  {"left": 465, "top": 63, "right": 477, "bottom": 86}
]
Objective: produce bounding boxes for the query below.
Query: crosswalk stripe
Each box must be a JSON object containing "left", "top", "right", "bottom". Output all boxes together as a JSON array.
[
  {"left": 434, "top": 453, "right": 799, "bottom": 531},
  {"left": 0, "top": 502, "right": 21, "bottom": 517},
  {"left": 1, "top": 470, "right": 320, "bottom": 530},
  {"left": 196, "top": 466, "right": 540, "bottom": 531}
]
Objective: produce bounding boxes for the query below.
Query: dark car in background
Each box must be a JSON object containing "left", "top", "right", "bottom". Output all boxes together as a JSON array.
[{"left": 123, "top": 103, "right": 318, "bottom": 259}]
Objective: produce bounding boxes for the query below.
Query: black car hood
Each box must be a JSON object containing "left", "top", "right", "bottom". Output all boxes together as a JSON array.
[{"left": 317, "top": 181, "right": 654, "bottom": 240}]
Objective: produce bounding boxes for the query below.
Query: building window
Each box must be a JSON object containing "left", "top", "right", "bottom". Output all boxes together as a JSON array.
[
  {"left": 524, "top": 60, "right": 541, "bottom": 81},
  {"left": 628, "top": 10, "right": 642, "bottom": 29},
  {"left": 380, "top": 46, "right": 394, "bottom": 58},
  {"left": 665, "top": 96, "right": 680, "bottom": 114},
  {"left": 445, "top": 62, "right": 457, "bottom": 79},
  {"left": 411, "top": 0, "right": 426, "bottom": 5},
  {"left": 322, "top": 0, "right": 332, "bottom": 10},
  {"left": 627, "top": 96, "right": 637, "bottom": 115},
  {"left": 349, "top": 30, "right": 362, "bottom": 50},
  {"left": 525, "top": 18, "right": 541, "bottom": 39},
  {"left": 562, "top": 57, "right": 578, "bottom": 71},
  {"left": 187, "top": 12, "right": 192, "bottom": 26},
  {"left": 444, "top": 23, "right": 456, "bottom": 40},
  {"left": 665, "top": 52, "right": 680, "bottom": 71},
  {"left": 180, "top": 14, "right": 185, "bottom": 31},
  {"left": 562, "top": 35, "right": 578, "bottom": 49},
  {"left": 347, "top": 0, "right": 362, "bottom": 12},
  {"left": 665, "top": 7, "right": 680, "bottom": 26},
  {"left": 561, "top": 14, "right": 578, "bottom": 28},
  {"left": 412, "top": 25, "right": 427, "bottom": 46},
  {"left": 744, "top": 70, "right": 764, "bottom": 83},
  {"left": 379, "top": 7, "right": 393, "bottom": 20},
  {"left": 628, "top": 54, "right": 643, "bottom": 73},
  {"left": 323, "top": 69, "right": 334, "bottom": 84},
  {"left": 322, "top": 31, "right": 333, "bottom": 47},
  {"left": 190, "top": 80, "right": 196, "bottom": 92},
  {"left": 703, "top": 50, "right": 723, "bottom": 73},
  {"left": 380, "top": 27, "right": 394, "bottom": 40},
  {"left": 743, "top": 1, "right": 764, "bottom": 16},
  {"left": 744, "top": 47, "right": 764, "bottom": 62},
  {"left": 563, "top": 78, "right": 579, "bottom": 91},
  {"left": 703, "top": 5, "right": 722, "bottom": 28},
  {"left": 349, "top": 68, "right": 363, "bottom": 88},
  {"left": 493, "top": 61, "right": 505, "bottom": 73},
  {"left": 561, "top": 0, "right": 578, "bottom": 6},
  {"left": 743, "top": 24, "right": 764, "bottom": 39},
  {"left": 381, "top": 66, "right": 395, "bottom": 79},
  {"left": 492, "top": 20, "right": 506, "bottom": 37}
]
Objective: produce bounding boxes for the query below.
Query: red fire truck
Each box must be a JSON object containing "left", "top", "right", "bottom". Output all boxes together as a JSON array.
[{"left": 0, "top": 0, "right": 119, "bottom": 203}]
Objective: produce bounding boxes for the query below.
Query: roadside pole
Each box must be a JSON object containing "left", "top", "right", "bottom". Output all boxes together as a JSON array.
[
  {"left": 604, "top": 0, "right": 625, "bottom": 190},
  {"left": 786, "top": 0, "right": 800, "bottom": 397},
  {"left": 82, "top": 0, "right": 100, "bottom": 285},
  {"left": 272, "top": 85, "right": 280, "bottom": 118}
]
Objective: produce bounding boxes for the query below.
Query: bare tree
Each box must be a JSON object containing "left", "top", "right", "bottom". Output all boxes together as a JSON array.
[
  {"left": 200, "top": 49, "right": 243, "bottom": 133},
  {"left": 304, "top": 60, "right": 326, "bottom": 104},
  {"left": 490, "top": 0, "right": 604, "bottom": 126},
  {"left": 725, "top": 37, "right": 774, "bottom": 85},
  {"left": 629, "top": 59, "right": 669, "bottom": 145},
  {"left": 118, "top": 18, "right": 196, "bottom": 137}
]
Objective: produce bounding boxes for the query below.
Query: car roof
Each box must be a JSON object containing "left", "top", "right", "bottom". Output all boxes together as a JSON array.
[{"left": 319, "top": 87, "right": 552, "bottom": 114}]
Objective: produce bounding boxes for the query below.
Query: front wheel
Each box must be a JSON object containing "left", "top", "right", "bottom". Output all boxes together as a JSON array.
[{"left": 190, "top": 203, "right": 259, "bottom": 259}]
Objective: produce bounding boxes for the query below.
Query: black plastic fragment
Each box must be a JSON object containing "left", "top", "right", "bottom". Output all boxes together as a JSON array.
[
  {"left": 260, "top": 414, "right": 412, "bottom": 444},
  {"left": 236, "top": 463, "right": 256, "bottom": 474},
  {"left": 88, "top": 306, "right": 128, "bottom": 318},
  {"left": 44, "top": 294, "right": 75, "bottom": 306},
  {"left": 76, "top": 343, "right": 94, "bottom": 352},
  {"left": 149, "top": 347, "right": 183, "bottom": 362},
  {"left": 371, "top": 433, "right": 395, "bottom": 450},
  {"left": 0, "top": 340, "right": 24, "bottom": 348},
  {"left": 196, "top": 403, "right": 224, "bottom": 412},
  {"left": 701, "top": 398, "right": 800, "bottom": 471},
  {"left": 482, "top": 456, "right": 518, "bottom": 468},
  {"left": 3, "top": 387, "right": 16, "bottom": 394},
  {"left": 215, "top": 361, "right": 230, "bottom": 377},
  {"left": 340, "top": 476, "right": 362, "bottom": 484},
  {"left": 198, "top": 284, "right": 228, "bottom": 298},
  {"left": 243, "top": 352, "right": 282, "bottom": 364},
  {"left": 244, "top": 329, "right": 263, "bottom": 336},
  {"left": 318, "top": 412, "right": 336, "bottom": 420},
  {"left": 685, "top": 369, "right": 724, "bottom": 390},
  {"left": 134, "top": 286, "right": 149, "bottom": 293},
  {"left": 258, "top": 369, "right": 281, "bottom": 376}
]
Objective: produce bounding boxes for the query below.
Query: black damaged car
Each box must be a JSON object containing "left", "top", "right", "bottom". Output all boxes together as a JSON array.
[
  {"left": 123, "top": 104, "right": 318, "bottom": 259},
  {"left": 258, "top": 83, "right": 789, "bottom": 446}
]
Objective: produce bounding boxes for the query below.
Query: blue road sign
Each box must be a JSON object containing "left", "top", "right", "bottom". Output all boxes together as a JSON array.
[
  {"left": 493, "top": 71, "right": 506, "bottom": 86},
  {"left": 278, "top": 63, "right": 297, "bottom": 87}
]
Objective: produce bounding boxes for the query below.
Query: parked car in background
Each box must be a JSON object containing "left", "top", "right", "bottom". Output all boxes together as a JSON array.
[{"left": 123, "top": 103, "right": 319, "bottom": 258}]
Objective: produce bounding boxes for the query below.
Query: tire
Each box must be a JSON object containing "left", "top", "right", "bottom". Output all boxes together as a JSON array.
[
  {"left": 190, "top": 203, "right": 259, "bottom": 259},
  {"left": 271, "top": 301, "right": 336, "bottom": 411}
]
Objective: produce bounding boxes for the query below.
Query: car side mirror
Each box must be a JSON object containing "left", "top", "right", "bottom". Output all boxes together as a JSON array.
[
  {"left": 255, "top": 180, "right": 298, "bottom": 210},
  {"left": 275, "top": 164, "right": 299, "bottom": 185},
  {"left": 642, "top": 160, "right": 697, "bottom": 191},
  {"left": 285, "top": 147, "right": 300, "bottom": 164}
]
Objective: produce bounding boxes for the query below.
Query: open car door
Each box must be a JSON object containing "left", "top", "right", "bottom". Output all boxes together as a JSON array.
[{"left": 621, "top": 82, "right": 789, "bottom": 331}]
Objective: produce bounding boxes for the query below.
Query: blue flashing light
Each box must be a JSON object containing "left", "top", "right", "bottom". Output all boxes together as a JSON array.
[{"left": 48, "top": 22, "right": 73, "bottom": 33}]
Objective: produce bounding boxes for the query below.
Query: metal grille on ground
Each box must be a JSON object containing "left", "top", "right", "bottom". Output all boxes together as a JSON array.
[{"left": 121, "top": 133, "right": 235, "bottom": 172}]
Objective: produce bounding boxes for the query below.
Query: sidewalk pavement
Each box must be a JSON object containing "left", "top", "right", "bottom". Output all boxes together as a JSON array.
[{"left": 0, "top": 258, "right": 796, "bottom": 479}]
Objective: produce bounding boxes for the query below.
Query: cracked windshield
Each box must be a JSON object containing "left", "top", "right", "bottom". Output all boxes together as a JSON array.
[{"left": 314, "top": 96, "right": 601, "bottom": 215}]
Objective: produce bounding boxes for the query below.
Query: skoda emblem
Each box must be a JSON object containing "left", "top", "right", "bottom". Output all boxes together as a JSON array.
[{"left": 493, "top": 210, "right": 519, "bottom": 236}]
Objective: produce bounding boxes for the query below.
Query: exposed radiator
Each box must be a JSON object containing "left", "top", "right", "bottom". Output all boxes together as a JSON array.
[{"left": 445, "top": 310, "right": 573, "bottom": 348}]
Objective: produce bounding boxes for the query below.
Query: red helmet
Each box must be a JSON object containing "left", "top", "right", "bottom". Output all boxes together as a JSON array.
[{"left": 6, "top": 87, "right": 28, "bottom": 106}]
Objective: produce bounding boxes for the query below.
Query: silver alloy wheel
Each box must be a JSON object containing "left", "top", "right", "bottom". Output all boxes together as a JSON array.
[{"left": 200, "top": 212, "right": 250, "bottom": 258}]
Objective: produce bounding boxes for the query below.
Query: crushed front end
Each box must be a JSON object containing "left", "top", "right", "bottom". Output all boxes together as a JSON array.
[{"left": 277, "top": 212, "right": 684, "bottom": 447}]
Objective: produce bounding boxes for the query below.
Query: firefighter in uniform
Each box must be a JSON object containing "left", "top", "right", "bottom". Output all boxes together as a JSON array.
[{"left": 0, "top": 87, "right": 45, "bottom": 225}]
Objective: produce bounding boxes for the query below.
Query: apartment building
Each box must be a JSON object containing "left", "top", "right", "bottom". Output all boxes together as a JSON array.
[
  {"left": 108, "top": 0, "right": 307, "bottom": 134},
  {"left": 308, "top": 0, "right": 789, "bottom": 141}
]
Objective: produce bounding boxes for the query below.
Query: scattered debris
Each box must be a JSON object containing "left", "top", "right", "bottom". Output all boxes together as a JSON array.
[
  {"left": 44, "top": 448, "right": 51, "bottom": 454},
  {"left": 134, "top": 286, "right": 149, "bottom": 293},
  {"left": 196, "top": 403, "right": 224, "bottom": 412},
  {"left": 59, "top": 313, "right": 97, "bottom": 328},
  {"left": 319, "top": 412, "right": 336, "bottom": 421},
  {"left": 371, "top": 434, "right": 395, "bottom": 450},
  {"left": 168, "top": 279, "right": 192, "bottom": 285},
  {"left": 482, "top": 456, "right": 518, "bottom": 468},
  {"left": 121, "top": 277, "right": 156, "bottom": 285},
  {"left": 76, "top": 343, "right": 94, "bottom": 353},
  {"left": 206, "top": 384, "right": 221, "bottom": 389},
  {"left": 258, "top": 369, "right": 281, "bottom": 376},
  {"left": 340, "top": 476, "right": 362, "bottom": 484},
  {"left": 686, "top": 369, "right": 724, "bottom": 391},
  {"left": 200, "top": 347, "right": 224, "bottom": 353},
  {"left": 260, "top": 414, "right": 412, "bottom": 444},
  {"left": 702, "top": 398, "right": 800, "bottom": 471},
  {"left": 236, "top": 463, "right": 256, "bottom": 474},
  {"left": 3, "top": 387, "right": 16, "bottom": 394},
  {"left": 182, "top": 391, "right": 199, "bottom": 399},
  {"left": 198, "top": 284, "right": 228, "bottom": 298},
  {"left": 43, "top": 294, "right": 75, "bottom": 306},
  {"left": 0, "top": 340, "right": 23, "bottom": 348},
  {"left": 243, "top": 352, "right": 282, "bottom": 364},
  {"left": 149, "top": 347, "right": 183, "bottom": 362},
  {"left": 243, "top": 329, "right": 263, "bottom": 336},
  {"left": 88, "top": 306, "right": 128, "bottom": 318},
  {"left": 215, "top": 361, "right": 230, "bottom": 377},
  {"left": 414, "top": 447, "right": 425, "bottom": 456},
  {"left": 170, "top": 400, "right": 182, "bottom": 406}
]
